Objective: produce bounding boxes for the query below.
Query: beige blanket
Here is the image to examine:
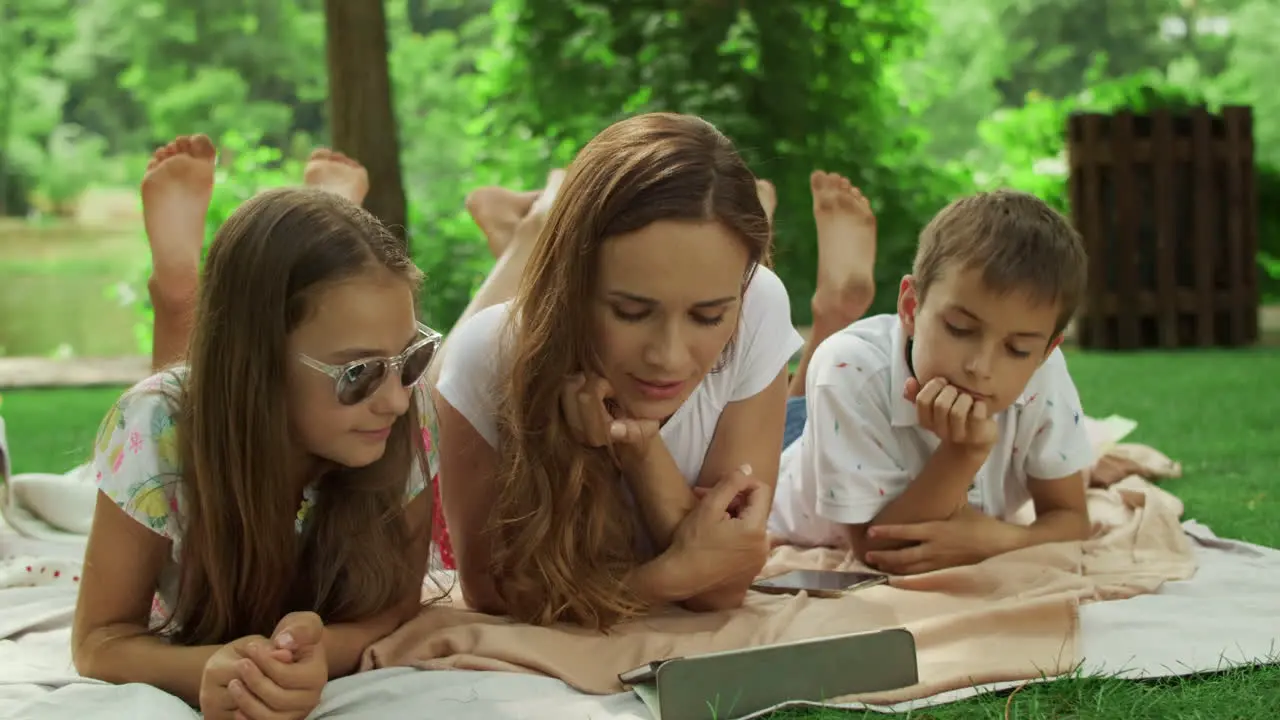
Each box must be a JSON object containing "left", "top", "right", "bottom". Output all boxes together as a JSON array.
[{"left": 363, "top": 443, "right": 1195, "bottom": 705}]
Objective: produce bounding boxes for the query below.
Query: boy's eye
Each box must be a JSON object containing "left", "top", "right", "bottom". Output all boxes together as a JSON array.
[{"left": 944, "top": 322, "right": 973, "bottom": 336}]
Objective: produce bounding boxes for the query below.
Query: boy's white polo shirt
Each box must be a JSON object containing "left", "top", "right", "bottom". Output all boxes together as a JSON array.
[{"left": 768, "top": 313, "right": 1095, "bottom": 548}]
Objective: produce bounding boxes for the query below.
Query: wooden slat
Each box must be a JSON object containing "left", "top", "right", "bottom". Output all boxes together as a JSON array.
[
  {"left": 1111, "top": 111, "right": 1141, "bottom": 349},
  {"left": 1190, "top": 108, "right": 1217, "bottom": 347},
  {"left": 1065, "top": 106, "right": 1257, "bottom": 351},
  {"left": 1151, "top": 110, "right": 1179, "bottom": 348},
  {"left": 1095, "top": 288, "right": 1236, "bottom": 315},
  {"left": 1078, "top": 114, "right": 1109, "bottom": 349},
  {"left": 1065, "top": 114, "right": 1094, "bottom": 347},
  {"left": 1066, "top": 138, "right": 1249, "bottom": 166},
  {"left": 1244, "top": 108, "right": 1261, "bottom": 343},
  {"left": 1222, "top": 107, "right": 1249, "bottom": 346}
]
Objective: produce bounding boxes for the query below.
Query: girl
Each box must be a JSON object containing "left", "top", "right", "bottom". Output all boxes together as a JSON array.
[
  {"left": 433, "top": 113, "right": 876, "bottom": 629},
  {"left": 71, "top": 149, "right": 440, "bottom": 720}
]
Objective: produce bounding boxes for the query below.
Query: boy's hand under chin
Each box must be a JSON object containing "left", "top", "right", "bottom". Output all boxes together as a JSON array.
[
  {"left": 904, "top": 377, "right": 998, "bottom": 457},
  {"left": 862, "top": 507, "right": 1028, "bottom": 575}
]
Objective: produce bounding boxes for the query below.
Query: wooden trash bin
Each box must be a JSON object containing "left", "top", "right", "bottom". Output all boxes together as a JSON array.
[{"left": 1066, "top": 106, "right": 1259, "bottom": 350}]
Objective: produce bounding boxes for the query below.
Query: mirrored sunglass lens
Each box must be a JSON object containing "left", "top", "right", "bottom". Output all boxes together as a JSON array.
[
  {"left": 337, "top": 360, "right": 389, "bottom": 405},
  {"left": 400, "top": 341, "right": 436, "bottom": 387}
]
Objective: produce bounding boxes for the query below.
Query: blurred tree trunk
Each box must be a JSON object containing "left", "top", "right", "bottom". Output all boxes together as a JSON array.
[{"left": 323, "top": 0, "right": 409, "bottom": 248}]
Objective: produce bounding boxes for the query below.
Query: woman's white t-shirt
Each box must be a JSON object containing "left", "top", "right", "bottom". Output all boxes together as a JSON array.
[{"left": 436, "top": 265, "right": 805, "bottom": 485}]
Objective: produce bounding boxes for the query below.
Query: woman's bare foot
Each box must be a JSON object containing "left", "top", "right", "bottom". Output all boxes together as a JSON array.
[
  {"left": 528, "top": 169, "right": 566, "bottom": 219},
  {"left": 426, "top": 168, "right": 568, "bottom": 390},
  {"left": 507, "top": 168, "right": 566, "bottom": 251},
  {"left": 756, "top": 178, "right": 777, "bottom": 225},
  {"left": 465, "top": 187, "right": 540, "bottom": 258},
  {"left": 809, "top": 170, "right": 876, "bottom": 330},
  {"left": 303, "top": 148, "right": 369, "bottom": 205},
  {"left": 140, "top": 134, "right": 217, "bottom": 302}
]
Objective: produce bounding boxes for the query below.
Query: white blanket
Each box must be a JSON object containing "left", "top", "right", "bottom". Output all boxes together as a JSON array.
[{"left": 1, "top": 520, "right": 1276, "bottom": 719}]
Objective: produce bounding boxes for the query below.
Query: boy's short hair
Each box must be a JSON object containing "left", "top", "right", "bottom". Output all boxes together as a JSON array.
[{"left": 912, "top": 189, "right": 1087, "bottom": 336}]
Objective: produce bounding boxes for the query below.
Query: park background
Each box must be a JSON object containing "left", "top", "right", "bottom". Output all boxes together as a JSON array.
[
  {"left": 1, "top": 1, "right": 1277, "bottom": 717},
  {"left": 3, "top": 0, "right": 1280, "bottom": 357}
]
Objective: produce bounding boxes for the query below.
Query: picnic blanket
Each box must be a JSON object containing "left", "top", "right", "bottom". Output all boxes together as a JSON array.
[{"left": 363, "top": 433, "right": 1196, "bottom": 706}]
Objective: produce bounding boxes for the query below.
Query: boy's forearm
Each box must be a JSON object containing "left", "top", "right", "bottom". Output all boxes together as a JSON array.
[
  {"left": 862, "top": 445, "right": 986, "bottom": 551},
  {"left": 1022, "top": 507, "right": 1091, "bottom": 547},
  {"left": 78, "top": 624, "right": 218, "bottom": 706},
  {"left": 873, "top": 445, "right": 985, "bottom": 526}
]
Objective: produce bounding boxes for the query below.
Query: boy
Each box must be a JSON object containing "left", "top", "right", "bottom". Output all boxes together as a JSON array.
[{"left": 768, "top": 190, "right": 1093, "bottom": 575}]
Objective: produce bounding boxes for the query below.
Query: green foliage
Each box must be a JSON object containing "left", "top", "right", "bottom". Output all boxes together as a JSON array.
[
  {"left": 973, "top": 63, "right": 1204, "bottom": 211},
  {"left": 384, "top": 3, "right": 545, "bottom": 331},
  {"left": 477, "top": 0, "right": 967, "bottom": 319},
  {"left": 972, "top": 62, "right": 1280, "bottom": 300},
  {"left": 5, "top": 0, "right": 1280, "bottom": 359}
]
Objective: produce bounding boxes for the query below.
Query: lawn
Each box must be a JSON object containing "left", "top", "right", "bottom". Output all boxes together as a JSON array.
[{"left": 2, "top": 347, "right": 1278, "bottom": 718}]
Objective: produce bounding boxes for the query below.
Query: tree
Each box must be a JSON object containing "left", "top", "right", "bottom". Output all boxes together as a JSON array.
[{"left": 323, "top": 0, "right": 409, "bottom": 247}]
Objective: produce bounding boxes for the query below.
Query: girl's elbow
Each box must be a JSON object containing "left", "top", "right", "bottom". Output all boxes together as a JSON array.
[{"left": 71, "top": 631, "right": 104, "bottom": 680}]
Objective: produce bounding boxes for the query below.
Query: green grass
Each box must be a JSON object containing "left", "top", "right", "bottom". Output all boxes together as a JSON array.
[{"left": 2, "top": 348, "right": 1279, "bottom": 718}]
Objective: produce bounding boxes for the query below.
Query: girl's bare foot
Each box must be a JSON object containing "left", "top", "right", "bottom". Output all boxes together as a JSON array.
[
  {"left": 809, "top": 170, "right": 876, "bottom": 329},
  {"left": 140, "top": 134, "right": 216, "bottom": 303},
  {"left": 756, "top": 178, "right": 778, "bottom": 225},
  {"left": 465, "top": 187, "right": 540, "bottom": 258},
  {"left": 303, "top": 148, "right": 369, "bottom": 205}
]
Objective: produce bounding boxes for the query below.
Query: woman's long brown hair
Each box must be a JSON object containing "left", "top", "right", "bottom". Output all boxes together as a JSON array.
[
  {"left": 491, "top": 113, "right": 771, "bottom": 630},
  {"left": 160, "top": 187, "right": 430, "bottom": 646}
]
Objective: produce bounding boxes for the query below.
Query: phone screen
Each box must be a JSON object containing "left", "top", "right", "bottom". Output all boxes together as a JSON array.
[{"left": 752, "top": 570, "right": 888, "bottom": 593}]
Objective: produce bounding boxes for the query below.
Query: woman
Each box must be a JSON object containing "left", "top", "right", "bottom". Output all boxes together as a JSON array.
[{"left": 434, "top": 112, "right": 876, "bottom": 629}]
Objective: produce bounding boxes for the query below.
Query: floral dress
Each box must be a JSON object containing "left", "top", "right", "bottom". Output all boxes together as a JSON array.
[{"left": 92, "top": 369, "right": 442, "bottom": 626}]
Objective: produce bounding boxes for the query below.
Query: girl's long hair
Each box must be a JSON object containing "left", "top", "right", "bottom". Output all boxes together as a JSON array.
[
  {"left": 161, "top": 187, "right": 430, "bottom": 645},
  {"left": 491, "top": 113, "right": 771, "bottom": 630}
]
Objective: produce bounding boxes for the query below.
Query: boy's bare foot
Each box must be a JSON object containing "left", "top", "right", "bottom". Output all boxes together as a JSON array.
[
  {"left": 465, "top": 187, "right": 540, "bottom": 258},
  {"left": 756, "top": 178, "right": 777, "bottom": 225},
  {"left": 809, "top": 170, "right": 876, "bottom": 329},
  {"left": 140, "top": 134, "right": 216, "bottom": 303},
  {"left": 303, "top": 148, "right": 369, "bottom": 205}
]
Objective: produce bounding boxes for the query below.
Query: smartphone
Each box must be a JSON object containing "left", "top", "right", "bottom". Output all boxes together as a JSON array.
[{"left": 750, "top": 570, "right": 889, "bottom": 598}]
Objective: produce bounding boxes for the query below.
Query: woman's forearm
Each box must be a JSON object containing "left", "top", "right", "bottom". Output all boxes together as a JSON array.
[
  {"left": 624, "top": 550, "right": 708, "bottom": 605},
  {"left": 681, "top": 548, "right": 767, "bottom": 612},
  {"left": 76, "top": 623, "right": 218, "bottom": 706},
  {"left": 622, "top": 442, "right": 698, "bottom": 552}
]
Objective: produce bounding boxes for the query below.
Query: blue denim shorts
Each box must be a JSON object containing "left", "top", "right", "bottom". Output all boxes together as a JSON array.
[{"left": 782, "top": 396, "right": 807, "bottom": 451}]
